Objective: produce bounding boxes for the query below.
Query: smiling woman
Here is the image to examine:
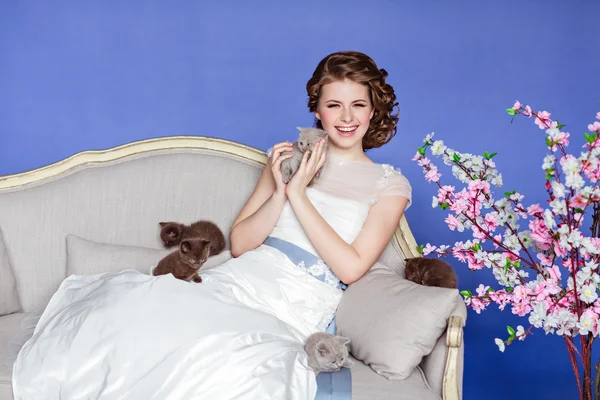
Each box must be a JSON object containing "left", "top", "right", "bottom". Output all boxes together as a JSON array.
[{"left": 306, "top": 50, "right": 399, "bottom": 157}]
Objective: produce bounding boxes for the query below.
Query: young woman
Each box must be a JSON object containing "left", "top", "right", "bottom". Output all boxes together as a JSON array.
[
  {"left": 11, "top": 51, "right": 412, "bottom": 400},
  {"left": 230, "top": 50, "right": 411, "bottom": 285}
]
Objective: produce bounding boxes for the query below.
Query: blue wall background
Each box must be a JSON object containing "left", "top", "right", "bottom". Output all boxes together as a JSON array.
[{"left": 1, "top": 1, "right": 599, "bottom": 398}]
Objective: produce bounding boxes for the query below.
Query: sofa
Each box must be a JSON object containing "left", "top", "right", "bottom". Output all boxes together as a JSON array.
[{"left": 0, "top": 135, "right": 467, "bottom": 399}]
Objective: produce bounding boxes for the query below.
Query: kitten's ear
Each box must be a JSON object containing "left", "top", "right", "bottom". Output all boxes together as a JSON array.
[
  {"left": 337, "top": 336, "right": 351, "bottom": 346},
  {"left": 159, "top": 222, "right": 167, "bottom": 227},
  {"left": 180, "top": 240, "right": 191, "bottom": 253},
  {"left": 317, "top": 342, "right": 331, "bottom": 357}
]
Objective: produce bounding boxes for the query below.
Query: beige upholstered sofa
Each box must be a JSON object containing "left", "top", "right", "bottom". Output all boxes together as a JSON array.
[{"left": 0, "top": 136, "right": 466, "bottom": 400}]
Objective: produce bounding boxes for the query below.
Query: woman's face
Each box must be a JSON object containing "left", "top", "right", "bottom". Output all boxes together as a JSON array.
[{"left": 315, "top": 79, "right": 375, "bottom": 154}]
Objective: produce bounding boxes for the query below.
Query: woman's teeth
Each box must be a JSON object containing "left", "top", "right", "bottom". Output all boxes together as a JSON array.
[{"left": 336, "top": 126, "right": 357, "bottom": 133}]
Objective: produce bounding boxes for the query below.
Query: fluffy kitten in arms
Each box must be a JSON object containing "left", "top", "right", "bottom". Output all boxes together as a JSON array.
[{"left": 280, "top": 127, "right": 328, "bottom": 186}]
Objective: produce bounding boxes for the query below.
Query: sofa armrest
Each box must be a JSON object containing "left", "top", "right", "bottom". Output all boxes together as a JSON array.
[
  {"left": 443, "top": 315, "right": 464, "bottom": 400},
  {"left": 420, "top": 295, "right": 466, "bottom": 399}
]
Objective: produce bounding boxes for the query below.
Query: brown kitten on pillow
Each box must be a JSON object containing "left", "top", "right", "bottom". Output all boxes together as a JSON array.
[
  {"left": 281, "top": 127, "right": 328, "bottom": 186},
  {"left": 159, "top": 220, "right": 226, "bottom": 256},
  {"left": 152, "top": 238, "right": 211, "bottom": 283},
  {"left": 304, "top": 332, "right": 354, "bottom": 374},
  {"left": 404, "top": 257, "right": 458, "bottom": 289}
]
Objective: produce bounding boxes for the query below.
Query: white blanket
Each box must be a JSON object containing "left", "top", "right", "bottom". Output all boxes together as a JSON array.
[{"left": 12, "top": 245, "right": 342, "bottom": 400}]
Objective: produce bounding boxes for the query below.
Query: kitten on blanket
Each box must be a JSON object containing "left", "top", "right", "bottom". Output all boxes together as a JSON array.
[
  {"left": 152, "top": 238, "right": 210, "bottom": 283},
  {"left": 304, "top": 332, "right": 354, "bottom": 374},
  {"left": 281, "top": 127, "right": 328, "bottom": 185},
  {"left": 404, "top": 257, "right": 458, "bottom": 289},
  {"left": 159, "top": 219, "right": 226, "bottom": 256}
]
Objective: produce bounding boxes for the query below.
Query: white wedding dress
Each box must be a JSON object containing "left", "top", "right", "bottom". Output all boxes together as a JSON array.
[{"left": 10, "top": 155, "right": 411, "bottom": 400}]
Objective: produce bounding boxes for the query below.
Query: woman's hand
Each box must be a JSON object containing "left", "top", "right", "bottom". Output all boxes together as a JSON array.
[
  {"left": 286, "top": 138, "right": 327, "bottom": 199},
  {"left": 269, "top": 142, "right": 294, "bottom": 197}
]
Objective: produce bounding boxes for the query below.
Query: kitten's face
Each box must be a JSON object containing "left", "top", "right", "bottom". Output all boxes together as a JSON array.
[
  {"left": 179, "top": 239, "right": 211, "bottom": 269},
  {"left": 159, "top": 222, "right": 183, "bottom": 247},
  {"left": 297, "top": 127, "right": 328, "bottom": 152},
  {"left": 316, "top": 336, "right": 351, "bottom": 371}
]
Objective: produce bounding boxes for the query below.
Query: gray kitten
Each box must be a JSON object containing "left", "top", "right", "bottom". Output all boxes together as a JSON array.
[
  {"left": 304, "top": 332, "right": 355, "bottom": 374},
  {"left": 281, "top": 127, "right": 328, "bottom": 186}
]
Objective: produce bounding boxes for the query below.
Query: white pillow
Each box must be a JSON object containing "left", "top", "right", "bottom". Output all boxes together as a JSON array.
[{"left": 66, "top": 234, "right": 232, "bottom": 276}]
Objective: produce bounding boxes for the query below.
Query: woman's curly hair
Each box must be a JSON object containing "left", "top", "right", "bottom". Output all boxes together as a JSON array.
[{"left": 306, "top": 51, "right": 399, "bottom": 151}]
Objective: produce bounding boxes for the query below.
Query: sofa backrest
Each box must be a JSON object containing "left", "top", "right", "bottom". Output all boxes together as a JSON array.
[{"left": 0, "top": 137, "right": 414, "bottom": 312}]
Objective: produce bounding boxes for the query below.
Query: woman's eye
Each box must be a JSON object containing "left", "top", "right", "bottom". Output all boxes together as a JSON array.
[
  {"left": 354, "top": 103, "right": 366, "bottom": 108},
  {"left": 327, "top": 104, "right": 340, "bottom": 108}
]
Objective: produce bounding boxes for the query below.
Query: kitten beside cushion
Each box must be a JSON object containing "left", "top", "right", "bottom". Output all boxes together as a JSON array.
[
  {"left": 404, "top": 257, "right": 458, "bottom": 289},
  {"left": 304, "top": 332, "right": 354, "bottom": 374}
]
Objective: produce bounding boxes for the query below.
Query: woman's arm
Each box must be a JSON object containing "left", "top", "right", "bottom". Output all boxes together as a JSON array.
[
  {"left": 288, "top": 193, "right": 408, "bottom": 284},
  {"left": 229, "top": 142, "right": 293, "bottom": 258},
  {"left": 286, "top": 139, "right": 409, "bottom": 284}
]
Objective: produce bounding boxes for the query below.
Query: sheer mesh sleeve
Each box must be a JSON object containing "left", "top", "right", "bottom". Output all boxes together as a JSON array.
[
  {"left": 309, "top": 155, "right": 413, "bottom": 207},
  {"left": 381, "top": 169, "right": 412, "bottom": 206}
]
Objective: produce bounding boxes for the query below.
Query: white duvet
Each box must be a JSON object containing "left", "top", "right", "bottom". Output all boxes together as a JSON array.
[{"left": 12, "top": 245, "right": 342, "bottom": 400}]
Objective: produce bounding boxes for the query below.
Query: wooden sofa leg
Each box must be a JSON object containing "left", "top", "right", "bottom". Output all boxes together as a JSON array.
[{"left": 442, "top": 315, "right": 463, "bottom": 400}]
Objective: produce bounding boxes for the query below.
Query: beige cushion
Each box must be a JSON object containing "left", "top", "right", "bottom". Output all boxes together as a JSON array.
[
  {"left": 0, "top": 227, "right": 21, "bottom": 316},
  {"left": 66, "top": 234, "right": 233, "bottom": 276},
  {"left": 336, "top": 263, "right": 459, "bottom": 380}
]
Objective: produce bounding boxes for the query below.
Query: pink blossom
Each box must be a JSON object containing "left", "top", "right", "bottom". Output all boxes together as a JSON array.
[
  {"left": 535, "top": 111, "right": 552, "bottom": 129},
  {"left": 484, "top": 213, "right": 498, "bottom": 230},
  {"left": 452, "top": 242, "right": 467, "bottom": 262},
  {"left": 468, "top": 180, "right": 491, "bottom": 195},
  {"left": 476, "top": 284, "right": 490, "bottom": 296},
  {"left": 492, "top": 234, "right": 503, "bottom": 249},
  {"left": 412, "top": 152, "right": 423, "bottom": 161},
  {"left": 513, "top": 285, "right": 531, "bottom": 302},
  {"left": 489, "top": 290, "right": 512, "bottom": 310},
  {"left": 548, "top": 265, "right": 561, "bottom": 281},
  {"left": 417, "top": 157, "right": 431, "bottom": 167},
  {"left": 437, "top": 185, "right": 455, "bottom": 203},
  {"left": 425, "top": 167, "right": 441, "bottom": 182},
  {"left": 472, "top": 225, "right": 488, "bottom": 241},
  {"left": 449, "top": 196, "right": 470, "bottom": 215},
  {"left": 570, "top": 193, "right": 587, "bottom": 209},
  {"left": 524, "top": 105, "right": 533, "bottom": 117},
  {"left": 527, "top": 204, "right": 544, "bottom": 216},
  {"left": 553, "top": 131, "right": 570, "bottom": 149},
  {"left": 596, "top": 112, "right": 600, "bottom": 120},
  {"left": 511, "top": 301, "right": 533, "bottom": 317},
  {"left": 467, "top": 255, "right": 485, "bottom": 270},
  {"left": 529, "top": 219, "right": 553, "bottom": 250},
  {"left": 422, "top": 243, "right": 436, "bottom": 256},
  {"left": 588, "top": 122, "right": 600, "bottom": 132},
  {"left": 537, "top": 253, "right": 554, "bottom": 267},
  {"left": 469, "top": 297, "right": 487, "bottom": 314},
  {"left": 445, "top": 215, "right": 461, "bottom": 231},
  {"left": 513, "top": 100, "right": 522, "bottom": 110},
  {"left": 554, "top": 242, "right": 568, "bottom": 258}
]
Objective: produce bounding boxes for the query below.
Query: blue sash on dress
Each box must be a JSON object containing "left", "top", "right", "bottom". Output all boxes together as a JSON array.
[{"left": 263, "top": 236, "right": 352, "bottom": 400}]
